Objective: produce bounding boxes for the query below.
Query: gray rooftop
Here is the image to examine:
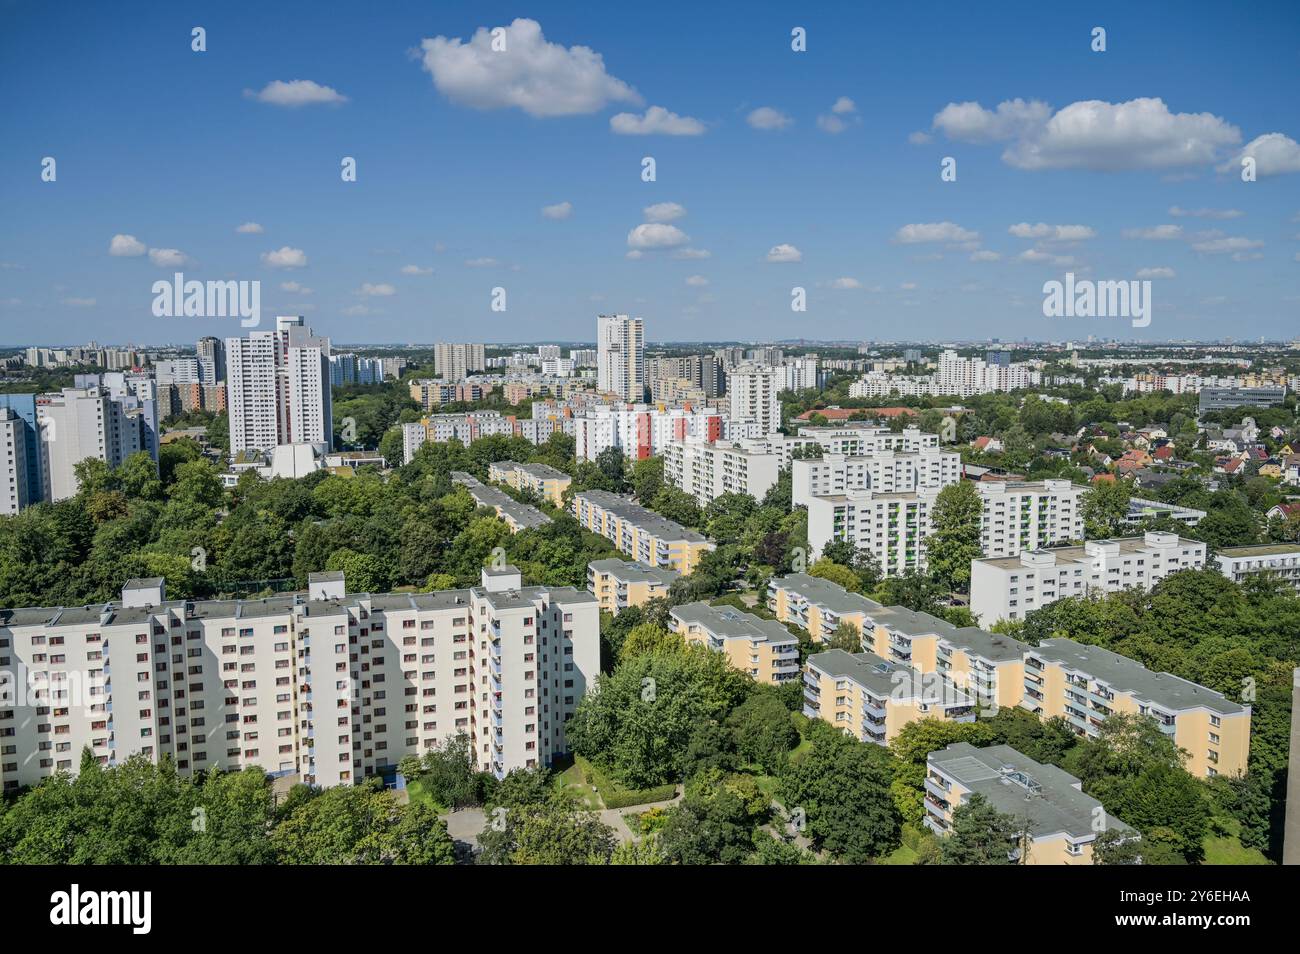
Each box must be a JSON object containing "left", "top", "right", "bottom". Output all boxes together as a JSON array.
[
  {"left": 670, "top": 601, "right": 798, "bottom": 646},
  {"left": 1216, "top": 543, "right": 1300, "bottom": 559},
  {"left": 808, "top": 648, "right": 972, "bottom": 704},
  {"left": 770, "top": 572, "right": 883, "bottom": 617},
  {"left": 930, "top": 742, "right": 1133, "bottom": 840},
  {"left": 456, "top": 476, "right": 552, "bottom": 529},
  {"left": 588, "top": 558, "right": 679, "bottom": 586},
  {"left": 973, "top": 534, "right": 1202, "bottom": 570},
  {"left": 1032, "top": 638, "right": 1244, "bottom": 715},
  {"left": 576, "top": 489, "right": 712, "bottom": 544}
]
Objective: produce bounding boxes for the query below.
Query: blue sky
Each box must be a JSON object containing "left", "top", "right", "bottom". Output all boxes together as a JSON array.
[{"left": 1, "top": 0, "right": 1298, "bottom": 346}]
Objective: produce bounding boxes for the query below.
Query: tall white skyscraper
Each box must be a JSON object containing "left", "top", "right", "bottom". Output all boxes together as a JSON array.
[
  {"left": 433, "top": 342, "right": 486, "bottom": 381},
  {"left": 597, "top": 314, "right": 644, "bottom": 401},
  {"left": 0, "top": 408, "right": 31, "bottom": 514},
  {"left": 226, "top": 316, "right": 332, "bottom": 456}
]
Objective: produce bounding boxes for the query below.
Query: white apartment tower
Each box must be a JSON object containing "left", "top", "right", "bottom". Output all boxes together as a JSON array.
[
  {"left": 728, "top": 364, "right": 783, "bottom": 434},
  {"left": 0, "top": 408, "right": 30, "bottom": 514},
  {"left": 35, "top": 387, "right": 150, "bottom": 501},
  {"left": 596, "top": 314, "right": 645, "bottom": 401},
  {"left": 226, "top": 316, "right": 333, "bottom": 456},
  {"left": 433, "top": 342, "right": 487, "bottom": 382}
]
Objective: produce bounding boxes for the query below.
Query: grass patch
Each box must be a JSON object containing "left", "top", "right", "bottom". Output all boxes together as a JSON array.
[
  {"left": 1203, "top": 835, "right": 1271, "bottom": 865},
  {"left": 575, "top": 755, "right": 677, "bottom": 809},
  {"left": 554, "top": 758, "right": 602, "bottom": 810},
  {"left": 404, "top": 778, "right": 445, "bottom": 814}
]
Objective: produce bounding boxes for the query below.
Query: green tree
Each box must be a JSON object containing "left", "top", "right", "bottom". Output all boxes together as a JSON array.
[
  {"left": 925, "top": 482, "right": 982, "bottom": 593},
  {"left": 939, "top": 793, "right": 1021, "bottom": 865}
]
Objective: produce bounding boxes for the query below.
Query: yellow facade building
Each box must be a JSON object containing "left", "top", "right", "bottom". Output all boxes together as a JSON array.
[
  {"left": 669, "top": 601, "right": 801, "bottom": 684},
  {"left": 768, "top": 572, "right": 881, "bottom": 642},
  {"left": 571, "top": 489, "right": 714, "bottom": 574},
  {"left": 925, "top": 742, "right": 1135, "bottom": 864},
  {"left": 587, "top": 558, "right": 678, "bottom": 615},
  {"left": 489, "top": 460, "right": 572, "bottom": 507}
]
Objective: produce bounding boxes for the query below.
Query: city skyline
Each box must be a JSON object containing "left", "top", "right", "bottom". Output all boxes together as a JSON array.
[{"left": 2, "top": 1, "right": 1299, "bottom": 346}]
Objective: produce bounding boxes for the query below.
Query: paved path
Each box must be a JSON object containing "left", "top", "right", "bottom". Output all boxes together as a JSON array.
[{"left": 438, "top": 793, "right": 683, "bottom": 850}]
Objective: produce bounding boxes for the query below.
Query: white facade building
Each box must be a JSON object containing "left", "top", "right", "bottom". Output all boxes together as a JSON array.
[
  {"left": 433, "top": 342, "right": 486, "bottom": 381},
  {"left": 792, "top": 447, "right": 961, "bottom": 507},
  {"left": 1214, "top": 544, "right": 1300, "bottom": 593},
  {"left": 970, "top": 532, "right": 1207, "bottom": 624},
  {"left": 596, "top": 314, "right": 645, "bottom": 401},
  {"left": 226, "top": 316, "right": 332, "bottom": 457},
  {"left": 0, "top": 568, "right": 599, "bottom": 795},
  {"left": 0, "top": 408, "right": 31, "bottom": 515},
  {"left": 35, "top": 387, "right": 153, "bottom": 501},
  {"left": 663, "top": 437, "right": 783, "bottom": 505},
  {"left": 728, "top": 364, "right": 782, "bottom": 434},
  {"left": 977, "top": 479, "right": 1086, "bottom": 559}
]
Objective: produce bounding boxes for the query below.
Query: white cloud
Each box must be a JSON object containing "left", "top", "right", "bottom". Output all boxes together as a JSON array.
[
  {"left": 465, "top": 257, "right": 500, "bottom": 267},
  {"left": 1008, "top": 222, "right": 1095, "bottom": 241},
  {"left": 907, "top": 131, "right": 933, "bottom": 145},
  {"left": 61, "top": 297, "right": 96, "bottom": 307},
  {"left": 892, "top": 222, "right": 979, "bottom": 244},
  {"left": 970, "top": 250, "right": 1001, "bottom": 262},
  {"left": 235, "top": 222, "right": 265, "bottom": 234},
  {"left": 817, "top": 114, "right": 847, "bottom": 134},
  {"left": 747, "top": 107, "right": 792, "bottom": 131},
  {"left": 419, "top": 18, "right": 640, "bottom": 118},
  {"left": 625, "top": 250, "right": 643, "bottom": 260},
  {"left": 357, "top": 283, "right": 396, "bottom": 296},
  {"left": 643, "top": 202, "right": 686, "bottom": 223},
  {"left": 541, "top": 201, "right": 573, "bottom": 220},
  {"left": 1221, "top": 132, "right": 1300, "bottom": 176},
  {"left": 685, "top": 275, "right": 709, "bottom": 287},
  {"left": 765, "top": 244, "right": 802, "bottom": 263},
  {"left": 1137, "top": 267, "right": 1176, "bottom": 279},
  {"left": 831, "top": 97, "right": 856, "bottom": 115},
  {"left": 934, "top": 97, "right": 1241, "bottom": 171},
  {"left": 1122, "top": 225, "right": 1183, "bottom": 240},
  {"left": 108, "top": 234, "right": 146, "bottom": 257},
  {"left": 280, "top": 281, "right": 313, "bottom": 293},
  {"left": 932, "top": 98, "right": 1051, "bottom": 144},
  {"left": 1191, "top": 236, "right": 1264, "bottom": 254},
  {"left": 610, "top": 106, "right": 705, "bottom": 136},
  {"left": 830, "top": 277, "right": 861, "bottom": 289},
  {"left": 341, "top": 304, "right": 372, "bottom": 316},
  {"left": 672, "top": 247, "right": 711, "bottom": 260},
  {"left": 400, "top": 265, "right": 432, "bottom": 276},
  {"left": 1168, "top": 205, "right": 1242, "bottom": 219},
  {"left": 261, "top": 246, "right": 308, "bottom": 268},
  {"left": 627, "top": 223, "right": 688, "bottom": 250},
  {"left": 900, "top": 282, "right": 918, "bottom": 291},
  {"left": 148, "top": 247, "right": 190, "bottom": 268},
  {"left": 244, "top": 79, "right": 348, "bottom": 107},
  {"left": 1017, "top": 249, "right": 1076, "bottom": 266}
]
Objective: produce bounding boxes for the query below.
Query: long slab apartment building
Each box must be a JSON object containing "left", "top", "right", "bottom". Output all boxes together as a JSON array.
[
  {"left": 970, "top": 531, "right": 1208, "bottom": 624},
  {"left": 769, "top": 573, "right": 1248, "bottom": 777},
  {"left": 805, "top": 475, "right": 1085, "bottom": 575},
  {"left": 0, "top": 567, "right": 598, "bottom": 794},
  {"left": 571, "top": 489, "right": 714, "bottom": 573}
]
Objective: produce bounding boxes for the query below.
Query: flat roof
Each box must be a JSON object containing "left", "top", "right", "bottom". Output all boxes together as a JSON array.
[
  {"left": 588, "top": 558, "right": 679, "bottom": 586},
  {"left": 930, "top": 742, "right": 1133, "bottom": 840},
  {"left": 770, "top": 572, "right": 883, "bottom": 616},
  {"left": 1216, "top": 543, "right": 1300, "bottom": 559},
  {"left": 974, "top": 534, "right": 1202, "bottom": 570},
  {"left": 576, "top": 489, "right": 712, "bottom": 544},
  {"left": 808, "top": 648, "right": 972, "bottom": 704},
  {"left": 670, "top": 601, "right": 798, "bottom": 646},
  {"left": 1032, "top": 638, "right": 1244, "bottom": 715}
]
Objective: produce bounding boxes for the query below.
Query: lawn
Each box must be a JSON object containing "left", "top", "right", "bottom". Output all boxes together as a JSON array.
[
  {"left": 554, "top": 758, "right": 603, "bottom": 810},
  {"left": 404, "top": 778, "right": 445, "bottom": 813},
  {"left": 574, "top": 755, "right": 677, "bottom": 809}
]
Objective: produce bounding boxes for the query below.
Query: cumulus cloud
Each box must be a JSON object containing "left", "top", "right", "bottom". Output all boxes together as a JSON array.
[
  {"left": 672, "top": 248, "right": 711, "bottom": 260},
  {"left": 541, "top": 201, "right": 573, "bottom": 220},
  {"left": 747, "top": 107, "right": 792, "bottom": 131},
  {"left": 765, "top": 244, "right": 802, "bottom": 263},
  {"left": 400, "top": 265, "right": 432, "bottom": 276},
  {"left": 108, "top": 234, "right": 147, "bottom": 257},
  {"left": 817, "top": 115, "right": 847, "bottom": 134},
  {"left": 465, "top": 257, "right": 500, "bottom": 267},
  {"left": 1122, "top": 225, "right": 1183, "bottom": 240},
  {"left": 1008, "top": 222, "right": 1095, "bottom": 241},
  {"left": 643, "top": 202, "right": 686, "bottom": 223},
  {"left": 1137, "top": 267, "right": 1176, "bottom": 278},
  {"left": 261, "top": 246, "right": 308, "bottom": 268},
  {"left": 1220, "top": 132, "right": 1300, "bottom": 176},
  {"left": 610, "top": 106, "right": 705, "bottom": 136},
  {"left": 830, "top": 277, "right": 861, "bottom": 289},
  {"left": 831, "top": 97, "right": 856, "bottom": 115},
  {"left": 933, "top": 97, "right": 1242, "bottom": 171},
  {"left": 418, "top": 18, "right": 640, "bottom": 118},
  {"left": 970, "top": 250, "right": 1001, "bottom": 262},
  {"left": 280, "top": 281, "right": 313, "bottom": 293},
  {"left": 685, "top": 275, "right": 709, "bottom": 287},
  {"left": 907, "top": 131, "right": 933, "bottom": 145},
  {"left": 627, "top": 223, "right": 689, "bottom": 250},
  {"left": 1018, "top": 249, "right": 1076, "bottom": 266},
  {"left": 148, "top": 248, "right": 190, "bottom": 268},
  {"left": 235, "top": 222, "right": 264, "bottom": 234},
  {"left": 892, "top": 222, "right": 979, "bottom": 244},
  {"left": 244, "top": 80, "right": 348, "bottom": 107},
  {"left": 1168, "top": 205, "right": 1242, "bottom": 219},
  {"left": 357, "top": 283, "right": 396, "bottom": 296}
]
